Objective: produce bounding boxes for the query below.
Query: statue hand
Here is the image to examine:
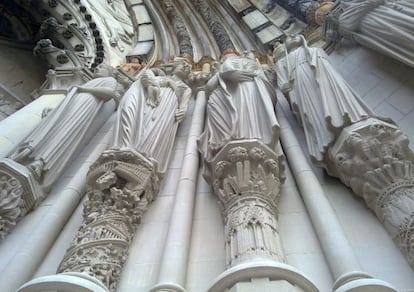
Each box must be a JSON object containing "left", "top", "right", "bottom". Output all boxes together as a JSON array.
[{"left": 175, "top": 107, "right": 187, "bottom": 122}]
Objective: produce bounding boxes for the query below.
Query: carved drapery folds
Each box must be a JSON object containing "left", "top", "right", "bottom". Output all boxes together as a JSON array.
[
  {"left": 329, "top": 118, "right": 414, "bottom": 267},
  {"left": 323, "top": 0, "right": 414, "bottom": 68},
  {"left": 58, "top": 149, "right": 158, "bottom": 292},
  {"left": 211, "top": 140, "right": 285, "bottom": 267}
]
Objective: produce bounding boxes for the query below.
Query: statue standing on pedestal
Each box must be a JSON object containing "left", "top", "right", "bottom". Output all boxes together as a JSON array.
[
  {"left": 113, "top": 60, "right": 191, "bottom": 173},
  {"left": 324, "top": 0, "right": 414, "bottom": 68},
  {"left": 0, "top": 66, "right": 124, "bottom": 238},
  {"left": 57, "top": 59, "right": 192, "bottom": 291},
  {"left": 199, "top": 51, "right": 279, "bottom": 167},
  {"left": 276, "top": 34, "right": 414, "bottom": 268},
  {"left": 275, "top": 35, "right": 376, "bottom": 166}
]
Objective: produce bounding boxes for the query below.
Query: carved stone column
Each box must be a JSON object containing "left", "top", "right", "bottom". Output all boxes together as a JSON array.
[
  {"left": 57, "top": 149, "right": 159, "bottom": 292},
  {"left": 329, "top": 118, "right": 414, "bottom": 268},
  {"left": 211, "top": 140, "right": 285, "bottom": 267},
  {"left": 205, "top": 140, "right": 318, "bottom": 291}
]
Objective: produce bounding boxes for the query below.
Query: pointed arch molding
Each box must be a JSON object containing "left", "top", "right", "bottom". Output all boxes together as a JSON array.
[{"left": 8, "top": 0, "right": 137, "bottom": 69}]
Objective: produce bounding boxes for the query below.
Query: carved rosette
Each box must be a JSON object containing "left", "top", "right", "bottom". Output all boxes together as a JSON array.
[
  {"left": 58, "top": 149, "right": 159, "bottom": 291},
  {"left": 329, "top": 118, "right": 414, "bottom": 267},
  {"left": 210, "top": 140, "right": 285, "bottom": 267}
]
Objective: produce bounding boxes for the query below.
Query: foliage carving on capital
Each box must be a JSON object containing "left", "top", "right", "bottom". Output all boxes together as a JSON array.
[
  {"left": 211, "top": 140, "right": 284, "bottom": 209},
  {"left": 330, "top": 118, "right": 414, "bottom": 267}
]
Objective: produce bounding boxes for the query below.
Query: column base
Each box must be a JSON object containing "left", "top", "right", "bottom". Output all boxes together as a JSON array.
[
  {"left": 207, "top": 260, "right": 318, "bottom": 292},
  {"left": 17, "top": 272, "right": 109, "bottom": 292},
  {"left": 151, "top": 282, "right": 187, "bottom": 292},
  {"left": 333, "top": 271, "right": 397, "bottom": 292}
]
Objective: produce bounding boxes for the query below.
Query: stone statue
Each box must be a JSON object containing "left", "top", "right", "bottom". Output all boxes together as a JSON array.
[
  {"left": 0, "top": 65, "right": 124, "bottom": 239},
  {"left": 199, "top": 51, "right": 279, "bottom": 168},
  {"left": 57, "top": 60, "right": 192, "bottom": 291},
  {"left": 275, "top": 34, "right": 378, "bottom": 166},
  {"left": 113, "top": 60, "right": 192, "bottom": 173},
  {"left": 324, "top": 0, "right": 414, "bottom": 68}
]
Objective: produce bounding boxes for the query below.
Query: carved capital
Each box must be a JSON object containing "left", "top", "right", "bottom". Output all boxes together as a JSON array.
[
  {"left": 329, "top": 118, "right": 414, "bottom": 267},
  {"left": 58, "top": 149, "right": 159, "bottom": 291},
  {"left": 209, "top": 140, "right": 285, "bottom": 267},
  {"left": 0, "top": 159, "right": 44, "bottom": 239}
]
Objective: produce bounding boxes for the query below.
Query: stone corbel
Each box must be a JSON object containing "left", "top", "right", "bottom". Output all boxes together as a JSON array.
[{"left": 329, "top": 118, "right": 414, "bottom": 268}]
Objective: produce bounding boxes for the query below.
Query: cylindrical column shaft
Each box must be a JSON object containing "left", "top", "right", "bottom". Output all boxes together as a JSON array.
[
  {"left": 153, "top": 89, "right": 207, "bottom": 291},
  {"left": 277, "top": 106, "right": 396, "bottom": 291},
  {"left": 278, "top": 109, "right": 360, "bottom": 278}
]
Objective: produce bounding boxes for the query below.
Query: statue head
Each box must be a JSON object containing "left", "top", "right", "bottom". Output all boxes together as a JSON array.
[
  {"left": 285, "top": 34, "right": 306, "bottom": 53},
  {"left": 172, "top": 59, "right": 192, "bottom": 79}
]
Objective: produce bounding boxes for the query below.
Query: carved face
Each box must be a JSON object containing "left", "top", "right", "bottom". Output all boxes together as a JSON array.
[
  {"left": 173, "top": 61, "right": 191, "bottom": 78},
  {"left": 285, "top": 35, "right": 302, "bottom": 53}
]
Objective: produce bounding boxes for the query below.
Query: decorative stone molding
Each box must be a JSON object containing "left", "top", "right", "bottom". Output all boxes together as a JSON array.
[
  {"left": 209, "top": 140, "right": 285, "bottom": 267},
  {"left": 329, "top": 118, "right": 414, "bottom": 268},
  {"left": 58, "top": 149, "right": 159, "bottom": 292}
]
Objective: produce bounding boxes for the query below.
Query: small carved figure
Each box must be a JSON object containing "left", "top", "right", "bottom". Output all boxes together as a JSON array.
[{"left": 33, "top": 39, "right": 69, "bottom": 68}]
